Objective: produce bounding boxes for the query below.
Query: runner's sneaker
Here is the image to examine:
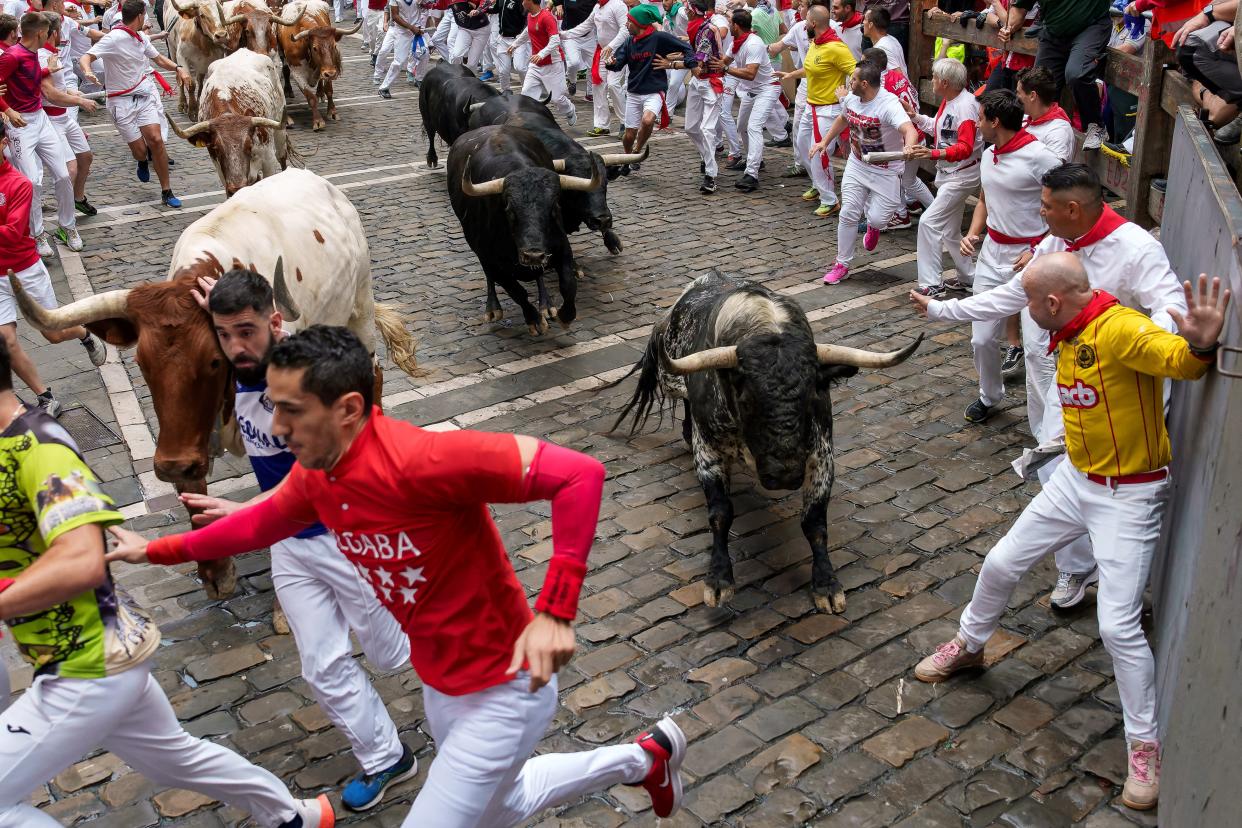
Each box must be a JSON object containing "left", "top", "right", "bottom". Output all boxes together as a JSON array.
[
  {"left": 914, "top": 284, "right": 947, "bottom": 299},
  {"left": 905, "top": 200, "right": 925, "bottom": 216},
  {"left": 162, "top": 190, "right": 182, "bottom": 209},
  {"left": 74, "top": 198, "right": 98, "bottom": 217},
  {"left": 55, "top": 226, "right": 84, "bottom": 252},
  {"left": 1083, "top": 123, "right": 1106, "bottom": 151},
  {"left": 700, "top": 175, "right": 717, "bottom": 194},
  {"left": 136, "top": 159, "right": 150, "bottom": 182},
  {"left": 814, "top": 203, "right": 839, "bottom": 218},
  {"left": 863, "top": 225, "right": 879, "bottom": 251},
  {"left": 80, "top": 332, "right": 107, "bottom": 367},
  {"left": 764, "top": 134, "right": 792, "bottom": 148},
  {"left": 783, "top": 163, "right": 807, "bottom": 177},
  {"left": 724, "top": 155, "right": 745, "bottom": 171},
  {"left": 1001, "top": 344, "right": 1024, "bottom": 377},
  {"left": 585, "top": 127, "right": 609, "bottom": 137},
  {"left": 801, "top": 186, "right": 819, "bottom": 201},
  {"left": 1050, "top": 567, "right": 1099, "bottom": 609},
  {"left": 480, "top": 69, "right": 496, "bottom": 82},
  {"left": 888, "top": 212, "right": 913, "bottom": 230},
  {"left": 567, "top": 79, "right": 577, "bottom": 95},
  {"left": 942, "top": 277, "right": 970, "bottom": 292},
  {"left": 36, "top": 390, "right": 62, "bottom": 419},
  {"left": 914, "top": 635, "right": 983, "bottom": 682},
  {"left": 285, "top": 794, "right": 335, "bottom": 828},
  {"left": 379, "top": 87, "right": 392, "bottom": 99},
  {"left": 822, "top": 263, "right": 849, "bottom": 284},
  {"left": 632, "top": 716, "right": 686, "bottom": 818},
  {"left": 342, "top": 743, "right": 418, "bottom": 811},
  {"left": 735, "top": 173, "right": 758, "bottom": 191},
  {"left": 1122, "top": 741, "right": 1160, "bottom": 810},
  {"left": 964, "top": 398, "right": 993, "bottom": 423},
  {"left": 566, "top": 107, "right": 577, "bottom": 127},
  {"left": 36, "top": 233, "right": 53, "bottom": 258}
]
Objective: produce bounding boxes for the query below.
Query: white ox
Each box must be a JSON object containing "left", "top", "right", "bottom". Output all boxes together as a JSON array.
[
  {"left": 167, "top": 0, "right": 236, "bottom": 119},
  {"left": 167, "top": 48, "right": 298, "bottom": 196}
]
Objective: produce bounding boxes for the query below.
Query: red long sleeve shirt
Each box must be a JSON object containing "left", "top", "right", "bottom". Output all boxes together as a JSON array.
[
  {"left": 148, "top": 411, "right": 605, "bottom": 696},
  {"left": 0, "top": 161, "right": 39, "bottom": 273},
  {"left": 0, "top": 43, "right": 44, "bottom": 114}
]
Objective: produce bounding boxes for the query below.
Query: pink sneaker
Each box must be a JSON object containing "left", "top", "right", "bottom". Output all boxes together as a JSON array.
[
  {"left": 1122, "top": 740, "right": 1160, "bottom": 810},
  {"left": 863, "top": 225, "right": 880, "bottom": 251},
  {"left": 823, "top": 263, "right": 850, "bottom": 284},
  {"left": 913, "top": 636, "right": 983, "bottom": 682}
]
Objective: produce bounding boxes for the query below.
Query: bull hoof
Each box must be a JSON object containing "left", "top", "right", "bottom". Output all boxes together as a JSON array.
[
  {"left": 703, "top": 582, "right": 735, "bottom": 608},
  {"left": 272, "top": 599, "right": 291, "bottom": 635},
  {"left": 527, "top": 319, "right": 549, "bottom": 336},
  {"left": 313, "top": 121, "right": 325, "bottom": 132},
  {"left": 575, "top": 268, "right": 586, "bottom": 280},
  {"left": 199, "top": 559, "right": 238, "bottom": 600},
  {"left": 484, "top": 308, "right": 503, "bottom": 323},
  {"left": 603, "top": 230, "right": 622, "bottom": 254},
  {"left": 813, "top": 589, "right": 847, "bottom": 614},
  {"left": 427, "top": 159, "right": 439, "bottom": 168},
  {"left": 329, "top": 111, "right": 340, "bottom": 121}
]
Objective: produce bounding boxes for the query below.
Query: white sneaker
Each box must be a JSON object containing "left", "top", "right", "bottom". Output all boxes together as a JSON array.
[
  {"left": 35, "top": 233, "right": 53, "bottom": 258},
  {"left": 56, "top": 226, "right": 84, "bottom": 252},
  {"left": 80, "top": 332, "right": 107, "bottom": 367},
  {"left": 1083, "top": 123, "right": 1106, "bottom": 151},
  {"left": 566, "top": 106, "right": 578, "bottom": 128},
  {"left": 1050, "top": 567, "right": 1099, "bottom": 609}
]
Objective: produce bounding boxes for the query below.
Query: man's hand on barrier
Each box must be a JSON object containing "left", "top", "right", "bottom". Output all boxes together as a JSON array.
[{"left": 1218, "top": 25, "right": 1236, "bottom": 52}]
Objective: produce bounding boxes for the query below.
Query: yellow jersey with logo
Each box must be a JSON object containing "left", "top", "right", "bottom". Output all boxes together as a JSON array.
[
  {"left": 804, "top": 38, "right": 856, "bottom": 106},
  {"left": 1056, "top": 305, "right": 1210, "bottom": 477}
]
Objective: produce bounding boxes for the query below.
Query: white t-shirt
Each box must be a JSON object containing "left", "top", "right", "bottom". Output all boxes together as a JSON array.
[
  {"left": 843, "top": 88, "right": 909, "bottom": 176},
  {"left": 1, "top": 0, "right": 28, "bottom": 17},
  {"left": 390, "top": 0, "right": 426, "bottom": 27},
  {"left": 831, "top": 19, "right": 863, "bottom": 60},
  {"left": 87, "top": 27, "right": 159, "bottom": 95},
  {"left": 1025, "top": 115, "right": 1075, "bottom": 163},
  {"left": 781, "top": 19, "right": 808, "bottom": 66},
  {"left": 980, "top": 138, "right": 1063, "bottom": 241},
  {"left": 874, "top": 33, "right": 906, "bottom": 77},
  {"left": 734, "top": 32, "right": 775, "bottom": 92}
]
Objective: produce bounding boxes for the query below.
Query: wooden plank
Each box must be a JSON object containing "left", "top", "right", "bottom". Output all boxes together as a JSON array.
[
  {"left": 1162, "top": 69, "right": 1195, "bottom": 118},
  {"left": 1103, "top": 49, "right": 1147, "bottom": 97},
  {"left": 1126, "top": 41, "right": 1174, "bottom": 228},
  {"left": 909, "top": 0, "right": 936, "bottom": 105},
  {"left": 919, "top": 11, "right": 1039, "bottom": 56},
  {"left": 1086, "top": 148, "right": 1130, "bottom": 198}
]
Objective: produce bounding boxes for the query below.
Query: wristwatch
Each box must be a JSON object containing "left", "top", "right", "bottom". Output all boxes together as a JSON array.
[{"left": 1204, "top": 3, "right": 1217, "bottom": 24}]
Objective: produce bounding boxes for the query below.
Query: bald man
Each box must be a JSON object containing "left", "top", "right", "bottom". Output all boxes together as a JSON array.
[{"left": 913, "top": 253, "right": 1233, "bottom": 813}]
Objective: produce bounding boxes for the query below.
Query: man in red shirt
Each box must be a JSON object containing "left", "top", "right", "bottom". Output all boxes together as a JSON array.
[
  {"left": 511, "top": 0, "right": 577, "bottom": 124},
  {"left": 108, "top": 325, "right": 689, "bottom": 825},
  {"left": 0, "top": 12, "right": 79, "bottom": 255},
  {"left": 0, "top": 121, "right": 106, "bottom": 418}
]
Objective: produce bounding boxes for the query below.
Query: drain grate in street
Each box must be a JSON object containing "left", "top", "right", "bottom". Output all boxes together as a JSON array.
[{"left": 58, "top": 406, "right": 123, "bottom": 452}]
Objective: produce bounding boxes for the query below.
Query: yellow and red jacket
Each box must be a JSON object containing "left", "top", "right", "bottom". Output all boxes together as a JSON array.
[{"left": 1051, "top": 292, "right": 1211, "bottom": 477}]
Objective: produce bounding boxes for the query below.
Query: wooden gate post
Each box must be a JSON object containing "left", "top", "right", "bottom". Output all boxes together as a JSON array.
[{"left": 1126, "top": 40, "right": 1173, "bottom": 228}]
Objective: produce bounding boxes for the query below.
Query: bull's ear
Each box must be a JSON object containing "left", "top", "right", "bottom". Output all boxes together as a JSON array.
[
  {"left": 86, "top": 318, "right": 138, "bottom": 348},
  {"left": 191, "top": 134, "right": 212, "bottom": 149},
  {"left": 816, "top": 363, "right": 858, "bottom": 389}
]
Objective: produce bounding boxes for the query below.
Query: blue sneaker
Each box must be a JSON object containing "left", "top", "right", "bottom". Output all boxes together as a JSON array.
[
  {"left": 341, "top": 743, "right": 417, "bottom": 812},
  {"left": 479, "top": 70, "right": 495, "bottom": 82},
  {"left": 136, "top": 159, "right": 150, "bottom": 182},
  {"left": 161, "top": 190, "right": 182, "bottom": 208}
]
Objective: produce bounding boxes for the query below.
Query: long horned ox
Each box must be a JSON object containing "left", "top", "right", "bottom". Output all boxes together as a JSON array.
[
  {"left": 10, "top": 169, "right": 419, "bottom": 600},
  {"left": 276, "top": 0, "right": 361, "bottom": 131},
  {"left": 167, "top": 0, "right": 238, "bottom": 120},
  {"left": 614, "top": 272, "right": 921, "bottom": 613},
  {"left": 168, "top": 48, "right": 301, "bottom": 196},
  {"left": 223, "top": 0, "right": 302, "bottom": 59},
  {"left": 448, "top": 125, "right": 603, "bottom": 335}
]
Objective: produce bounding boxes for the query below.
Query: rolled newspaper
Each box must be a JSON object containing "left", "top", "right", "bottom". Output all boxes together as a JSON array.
[{"left": 862, "top": 151, "right": 905, "bottom": 164}]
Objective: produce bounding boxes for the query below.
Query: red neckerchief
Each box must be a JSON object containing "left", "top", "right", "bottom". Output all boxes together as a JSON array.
[
  {"left": 842, "top": 10, "right": 862, "bottom": 28},
  {"left": 687, "top": 14, "right": 707, "bottom": 42},
  {"left": 627, "top": 13, "right": 656, "bottom": 39},
  {"left": 115, "top": 24, "right": 144, "bottom": 40},
  {"left": 813, "top": 25, "right": 840, "bottom": 45},
  {"left": 1048, "top": 290, "right": 1120, "bottom": 354},
  {"left": 1028, "top": 103, "right": 1070, "bottom": 126},
  {"left": 991, "top": 128, "right": 1037, "bottom": 163},
  {"left": 1065, "top": 204, "right": 1128, "bottom": 252},
  {"left": 730, "top": 30, "right": 750, "bottom": 54}
]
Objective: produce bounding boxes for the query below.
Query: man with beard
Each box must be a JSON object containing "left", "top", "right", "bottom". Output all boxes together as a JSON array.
[{"left": 182, "top": 268, "right": 416, "bottom": 813}]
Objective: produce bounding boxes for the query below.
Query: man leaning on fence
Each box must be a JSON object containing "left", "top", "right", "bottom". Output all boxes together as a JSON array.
[{"left": 913, "top": 254, "right": 1233, "bottom": 813}]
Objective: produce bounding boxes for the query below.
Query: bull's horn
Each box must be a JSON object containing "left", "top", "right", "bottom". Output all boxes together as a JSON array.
[
  {"left": 249, "top": 116, "right": 282, "bottom": 128},
  {"left": 551, "top": 159, "right": 566, "bottom": 171},
  {"left": 558, "top": 162, "right": 604, "bottom": 193},
  {"left": 460, "top": 169, "right": 505, "bottom": 197},
  {"left": 274, "top": 7, "right": 305, "bottom": 25},
  {"left": 816, "top": 333, "right": 923, "bottom": 369},
  {"left": 225, "top": 12, "right": 248, "bottom": 23},
  {"left": 665, "top": 346, "right": 738, "bottom": 374},
  {"left": 334, "top": 18, "right": 363, "bottom": 35},
  {"left": 467, "top": 101, "right": 486, "bottom": 112},
  {"left": 271, "top": 257, "right": 302, "bottom": 321},
  {"left": 7, "top": 272, "right": 130, "bottom": 330},
  {"left": 215, "top": 0, "right": 227, "bottom": 20},
  {"left": 167, "top": 113, "right": 211, "bottom": 140},
  {"left": 169, "top": 0, "right": 190, "bottom": 13},
  {"left": 291, "top": 27, "right": 310, "bottom": 40},
  {"left": 597, "top": 143, "right": 649, "bottom": 166}
]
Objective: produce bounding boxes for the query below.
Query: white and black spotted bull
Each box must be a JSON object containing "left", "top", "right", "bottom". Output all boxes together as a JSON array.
[{"left": 614, "top": 271, "right": 922, "bottom": 613}]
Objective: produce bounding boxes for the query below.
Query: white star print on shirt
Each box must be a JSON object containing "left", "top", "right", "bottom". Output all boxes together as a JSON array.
[
  {"left": 377, "top": 584, "right": 392, "bottom": 602},
  {"left": 399, "top": 587, "right": 418, "bottom": 605},
  {"left": 374, "top": 568, "right": 395, "bottom": 586},
  {"left": 401, "top": 566, "right": 427, "bottom": 586}
]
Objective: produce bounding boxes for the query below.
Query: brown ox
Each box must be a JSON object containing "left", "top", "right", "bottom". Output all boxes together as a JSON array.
[
  {"left": 223, "top": 0, "right": 300, "bottom": 59},
  {"left": 168, "top": 0, "right": 238, "bottom": 120},
  {"left": 276, "top": 0, "right": 360, "bottom": 131},
  {"left": 11, "top": 169, "right": 418, "bottom": 599}
]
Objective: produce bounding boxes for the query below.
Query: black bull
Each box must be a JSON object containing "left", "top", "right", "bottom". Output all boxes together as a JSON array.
[
  {"left": 419, "top": 63, "right": 500, "bottom": 167},
  {"left": 466, "top": 95, "right": 646, "bottom": 255},
  {"left": 447, "top": 125, "right": 604, "bottom": 335},
  {"left": 614, "top": 271, "right": 922, "bottom": 613}
]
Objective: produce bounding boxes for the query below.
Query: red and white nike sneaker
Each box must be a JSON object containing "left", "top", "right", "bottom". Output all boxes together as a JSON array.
[{"left": 633, "top": 716, "right": 687, "bottom": 818}]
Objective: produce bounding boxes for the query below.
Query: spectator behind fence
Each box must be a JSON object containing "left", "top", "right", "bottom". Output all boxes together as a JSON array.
[
  {"left": 984, "top": 0, "right": 1038, "bottom": 92},
  {"left": 1003, "top": 0, "right": 1112, "bottom": 150},
  {"left": 1105, "top": 1, "right": 1148, "bottom": 146},
  {"left": 1171, "top": 1, "right": 1242, "bottom": 144}
]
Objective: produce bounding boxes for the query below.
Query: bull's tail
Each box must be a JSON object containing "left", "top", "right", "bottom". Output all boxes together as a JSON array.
[
  {"left": 284, "top": 135, "right": 306, "bottom": 168},
  {"left": 608, "top": 334, "right": 666, "bottom": 435},
  {"left": 374, "top": 302, "right": 422, "bottom": 377}
]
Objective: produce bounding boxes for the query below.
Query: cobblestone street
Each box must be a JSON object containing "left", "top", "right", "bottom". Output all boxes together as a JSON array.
[{"left": 3, "top": 33, "right": 1162, "bottom": 828}]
